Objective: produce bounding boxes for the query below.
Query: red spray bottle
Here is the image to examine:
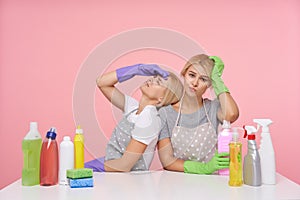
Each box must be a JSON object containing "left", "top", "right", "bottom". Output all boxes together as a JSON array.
[{"left": 40, "top": 127, "right": 59, "bottom": 186}]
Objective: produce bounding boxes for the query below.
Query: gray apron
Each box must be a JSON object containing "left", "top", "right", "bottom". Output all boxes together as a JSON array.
[
  {"left": 171, "top": 99, "right": 217, "bottom": 163},
  {"left": 105, "top": 109, "right": 147, "bottom": 171}
]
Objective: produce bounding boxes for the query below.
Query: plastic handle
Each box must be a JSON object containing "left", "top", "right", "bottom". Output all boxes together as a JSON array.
[
  {"left": 243, "top": 125, "right": 256, "bottom": 140},
  {"left": 243, "top": 125, "right": 247, "bottom": 138}
]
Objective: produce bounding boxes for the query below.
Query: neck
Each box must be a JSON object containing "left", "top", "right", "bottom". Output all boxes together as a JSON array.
[
  {"left": 180, "top": 93, "right": 203, "bottom": 113},
  {"left": 137, "top": 96, "right": 157, "bottom": 114}
]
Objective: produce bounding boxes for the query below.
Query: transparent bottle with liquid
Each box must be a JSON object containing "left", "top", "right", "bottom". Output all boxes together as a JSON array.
[
  {"left": 22, "top": 122, "right": 42, "bottom": 186},
  {"left": 40, "top": 127, "right": 59, "bottom": 186},
  {"left": 74, "top": 125, "right": 84, "bottom": 168},
  {"left": 228, "top": 128, "right": 243, "bottom": 186}
]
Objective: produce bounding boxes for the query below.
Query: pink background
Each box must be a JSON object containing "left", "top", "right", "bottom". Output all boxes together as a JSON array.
[{"left": 1, "top": 0, "right": 299, "bottom": 189}]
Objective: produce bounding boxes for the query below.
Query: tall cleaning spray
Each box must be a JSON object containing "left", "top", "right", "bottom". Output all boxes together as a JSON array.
[
  {"left": 218, "top": 120, "right": 232, "bottom": 175},
  {"left": 243, "top": 126, "right": 262, "bottom": 186},
  {"left": 40, "top": 127, "right": 59, "bottom": 186},
  {"left": 74, "top": 125, "right": 84, "bottom": 168},
  {"left": 228, "top": 127, "right": 243, "bottom": 186},
  {"left": 22, "top": 122, "right": 42, "bottom": 186},
  {"left": 254, "top": 119, "right": 276, "bottom": 185}
]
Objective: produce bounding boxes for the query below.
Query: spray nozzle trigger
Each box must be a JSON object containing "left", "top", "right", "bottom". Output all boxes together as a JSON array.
[
  {"left": 243, "top": 125, "right": 247, "bottom": 138},
  {"left": 243, "top": 125, "right": 257, "bottom": 140}
]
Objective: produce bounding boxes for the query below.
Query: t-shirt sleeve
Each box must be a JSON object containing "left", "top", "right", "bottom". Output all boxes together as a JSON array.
[
  {"left": 158, "top": 107, "right": 171, "bottom": 141},
  {"left": 131, "top": 106, "right": 161, "bottom": 145},
  {"left": 124, "top": 95, "right": 139, "bottom": 115}
]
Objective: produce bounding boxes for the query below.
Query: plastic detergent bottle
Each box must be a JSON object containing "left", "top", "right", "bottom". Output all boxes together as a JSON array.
[
  {"left": 40, "top": 127, "right": 59, "bottom": 186},
  {"left": 253, "top": 119, "right": 276, "bottom": 185},
  {"left": 22, "top": 122, "right": 42, "bottom": 186},
  {"left": 228, "top": 127, "right": 243, "bottom": 187},
  {"left": 59, "top": 136, "right": 74, "bottom": 185},
  {"left": 74, "top": 125, "right": 84, "bottom": 168},
  {"left": 218, "top": 120, "right": 232, "bottom": 175},
  {"left": 243, "top": 125, "right": 262, "bottom": 186}
]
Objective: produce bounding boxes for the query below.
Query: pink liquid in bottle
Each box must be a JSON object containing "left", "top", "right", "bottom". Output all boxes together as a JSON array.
[
  {"left": 218, "top": 121, "right": 232, "bottom": 176},
  {"left": 40, "top": 127, "right": 59, "bottom": 186}
]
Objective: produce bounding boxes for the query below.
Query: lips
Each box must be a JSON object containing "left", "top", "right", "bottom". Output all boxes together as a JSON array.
[{"left": 189, "top": 87, "right": 196, "bottom": 92}]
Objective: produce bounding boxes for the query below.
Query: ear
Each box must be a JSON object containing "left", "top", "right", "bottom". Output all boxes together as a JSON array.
[{"left": 157, "top": 96, "right": 164, "bottom": 105}]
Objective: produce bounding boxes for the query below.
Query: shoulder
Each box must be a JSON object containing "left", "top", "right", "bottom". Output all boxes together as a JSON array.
[
  {"left": 136, "top": 105, "right": 160, "bottom": 124},
  {"left": 158, "top": 104, "right": 177, "bottom": 116},
  {"left": 204, "top": 98, "right": 220, "bottom": 108},
  {"left": 124, "top": 95, "right": 139, "bottom": 114}
]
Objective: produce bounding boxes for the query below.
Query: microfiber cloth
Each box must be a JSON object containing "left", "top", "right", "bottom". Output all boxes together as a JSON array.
[
  {"left": 67, "top": 168, "right": 93, "bottom": 179},
  {"left": 69, "top": 177, "right": 94, "bottom": 188}
]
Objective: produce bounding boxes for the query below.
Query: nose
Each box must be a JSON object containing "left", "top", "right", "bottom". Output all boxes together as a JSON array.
[{"left": 192, "top": 78, "right": 198, "bottom": 87}]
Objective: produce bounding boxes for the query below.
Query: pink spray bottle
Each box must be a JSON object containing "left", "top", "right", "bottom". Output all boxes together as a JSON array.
[{"left": 218, "top": 120, "right": 232, "bottom": 175}]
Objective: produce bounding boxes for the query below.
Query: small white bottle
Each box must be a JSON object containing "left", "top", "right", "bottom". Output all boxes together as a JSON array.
[
  {"left": 253, "top": 119, "right": 276, "bottom": 185},
  {"left": 59, "top": 136, "right": 74, "bottom": 185}
]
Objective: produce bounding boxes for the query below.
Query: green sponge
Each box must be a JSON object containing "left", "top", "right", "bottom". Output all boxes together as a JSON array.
[{"left": 67, "top": 168, "right": 93, "bottom": 179}]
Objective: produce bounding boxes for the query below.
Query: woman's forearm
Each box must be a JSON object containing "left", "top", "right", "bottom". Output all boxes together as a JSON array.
[{"left": 218, "top": 92, "right": 239, "bottom": 123}]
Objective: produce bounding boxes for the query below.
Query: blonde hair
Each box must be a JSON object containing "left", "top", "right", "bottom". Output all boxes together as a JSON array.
[
  {"left": 158, "top": 72, "right": 183, "bottom": 107},
  {"left": 181, "top": 54, "right": 215, "bottom": 78}
]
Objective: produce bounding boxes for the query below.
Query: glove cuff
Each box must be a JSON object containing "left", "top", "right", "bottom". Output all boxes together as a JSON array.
[
  {"left": 116, "top": 65, "right": 139, "bottom": 83},
  {"left": 184, "top": 161, "right": 211, "bottom": 175},
  {"left": 212, "top": 78, "right": 229, "bottom": 97}
]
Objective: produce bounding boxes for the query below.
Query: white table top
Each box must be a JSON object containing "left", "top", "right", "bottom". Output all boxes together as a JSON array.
[{"left": 1, "top": 170, "right": 300, "bottom": 200}]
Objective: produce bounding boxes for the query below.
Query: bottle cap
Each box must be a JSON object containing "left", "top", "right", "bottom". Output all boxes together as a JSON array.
[
  {"left": 30, "top": 122, "right": 38, "bottom": 130},
  {"left": 222, "top": 120, "right": 231, "bottom": 129},
  {"left": 46, "top": 127, "right": 57, "bottom": 139},
  {"left": 63, "top": 136, "right": 71, "bottom": 141},
  {"left": 76, "top": 125, "right": 83, "bottom": 134},
  {"left": 232, "top": 127, "right": 239, "bottom": 142},
  {"left": 24, "top": 122, "right": 41, "bottom": 140}
]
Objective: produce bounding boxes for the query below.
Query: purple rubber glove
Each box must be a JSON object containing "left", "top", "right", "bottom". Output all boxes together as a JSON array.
[{"left": 116, "top": 64, "right": 169, "bottom": 83}]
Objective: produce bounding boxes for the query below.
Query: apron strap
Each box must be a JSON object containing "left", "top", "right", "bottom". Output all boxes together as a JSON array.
[{"left": 174, "top": 91, "right": 185, "bottom": 126}]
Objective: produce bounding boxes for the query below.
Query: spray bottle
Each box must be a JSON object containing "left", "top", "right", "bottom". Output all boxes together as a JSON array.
[
  {"left": 59, "top": 136, "right": 74, "bottom": 185},
  {"left": 228, "top": 127, "right": 243, "bottom": 186},
  {"left": 40, "top": 127, "right": 59, "bottom": 186},
  {"left": 253, "top": 119, "right": 276, "bottom": 185},
  {"left": 74, "top": 125, "right": 84, "bottom": 168},
  {"left": 243, "top": 126, "right": 261, "bottom": 186},
  {"left": 243, "top": 125, "right": 262, "bottom": 186},
  {"left": 22, "top": 122, "right": 42, "bottom": 186},
  {"left": 218, "top": 120, "right": 232, "bottom": 175}
]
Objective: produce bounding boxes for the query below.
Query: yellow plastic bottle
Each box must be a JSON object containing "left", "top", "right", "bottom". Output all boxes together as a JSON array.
[
  {"left": 229, "top": 128, "right": 243, "bottom": 187},
  {"left": 74, "top": 125, "right": 84, "bottom": 168}
]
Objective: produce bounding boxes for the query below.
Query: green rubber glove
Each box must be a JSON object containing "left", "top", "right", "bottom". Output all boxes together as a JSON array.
[
  {"left": 209, "top": 56, "right": 229, "bottom": 97},
  {"left": 183, "top": 152, "right": 229, "bottom": 175}
]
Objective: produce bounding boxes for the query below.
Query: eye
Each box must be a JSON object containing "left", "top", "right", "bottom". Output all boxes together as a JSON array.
[
  {"left": 188, "top": 73, "right": 196, "bottom": 78},
  {"left": 200, "top": 77, "right": 208, "bottom": 82}
]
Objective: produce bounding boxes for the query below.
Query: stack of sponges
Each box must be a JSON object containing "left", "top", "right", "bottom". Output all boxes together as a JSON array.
[{"left": 67, "top": 168, "right": 94, "bottom": 188}]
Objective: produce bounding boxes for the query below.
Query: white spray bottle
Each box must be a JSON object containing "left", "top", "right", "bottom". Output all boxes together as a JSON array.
[{"left": 253, "top": 119, "right": 276, "bottom": 185}]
